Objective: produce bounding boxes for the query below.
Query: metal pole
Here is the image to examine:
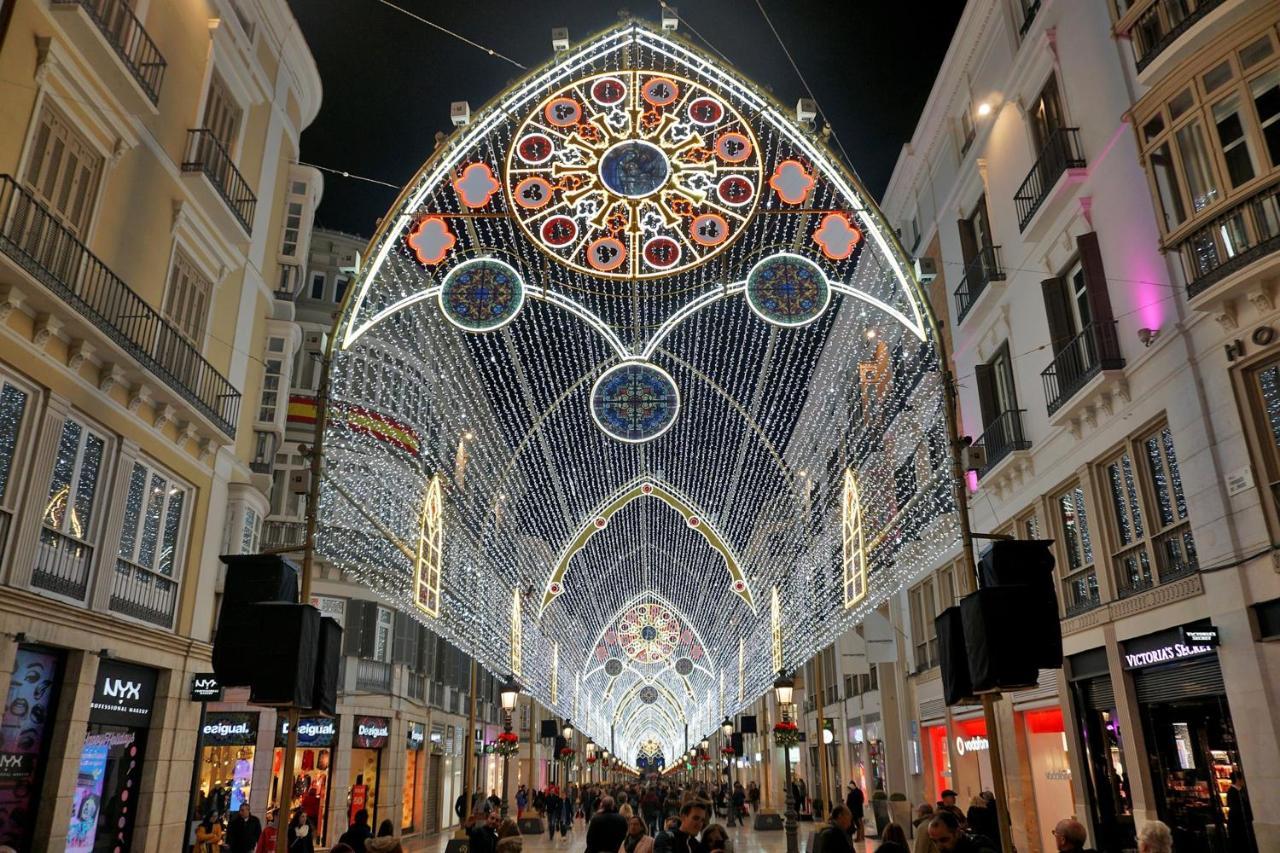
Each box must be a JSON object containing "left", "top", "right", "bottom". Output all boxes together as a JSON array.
[
  {"left": 761, "top": 697, "right": 773, "bottom": 811},
  {"left": 458, "top": 658, "right": 478, "bottom": 837},
  {"left": 278, "top": 352, "right": 330, "bottom": 838},
  {"left": 501, "top": 707, "right": 512, "bottom": 819},
  {"left": 782, "top": 702, "right": 798, "bottom": 853},
  {"left": 813, "top": 650, "right": 833, "bottom": 819}
]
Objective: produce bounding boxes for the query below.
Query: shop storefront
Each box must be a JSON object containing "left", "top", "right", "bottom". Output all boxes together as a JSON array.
[
  {"left": 193, "top": 711, "right": 259, "bottom": 818},
  {"left": 950, "top": 716, "right": 992, "bottom": 799},
  {"left": 922, "top": 722, "right": 950, "bottom": 803},
  {"left": 1068, "top": 647, "right": 1135, "bottom": 852},
  {"left": 272, "top": 716, "right": 337, "bottom": 847},
  {"left": 348, "top": 715, "right": 389, "bottom": 827},
  {"left": 1019, "top": 707, "right": 1075, "bottom": 853},
  {"left": 68, "top": 660, "right": 157, "bottom": 852},
  {"left": 1123, "top": 622, "right": 1240, "bottom": 853},
  {"left": 0, "top": 644, "right": 62, "bottom": 850},
  {"left": 403, "top": 722, "right": 425, "bottom": 832}
]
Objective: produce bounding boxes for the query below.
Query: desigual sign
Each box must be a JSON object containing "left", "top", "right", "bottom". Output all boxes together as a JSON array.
[
  {"left": 354, "top": 715, "right": 391, "bottom": 749},
  {"left": 201, "top": 713, "right": 259, "bottom": 746},
  {"left": 955, "top": 735, "right": 989, "bottom": 756},
  {"left": 276, "top": 717, "right": 338, "bottom": 747}
]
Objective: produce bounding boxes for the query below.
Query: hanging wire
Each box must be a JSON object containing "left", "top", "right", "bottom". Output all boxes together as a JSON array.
[
  {"left": 297, "top": 160, "right": 401, "bottom": 190},
  {"left": 656, "top": 2, "right": 736, "bottom": 67},
  {"left": 370, "top": 0, "right": 528, "bottom": 69}
]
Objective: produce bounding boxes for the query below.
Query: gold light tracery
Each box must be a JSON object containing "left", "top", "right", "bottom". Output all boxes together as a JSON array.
[
  {"left": 414, "top": 474, "right": 443, "bottom": 617},
  {"left": 842, "top": 469, "right": 867, "bottom": 608}
]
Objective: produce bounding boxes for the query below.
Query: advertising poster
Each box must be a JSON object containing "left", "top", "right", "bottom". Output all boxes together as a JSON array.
[
  {"left": 65, "top": 742, "right": 108, "bottom": 852},
  {"left": 0, "top": 646, "right": 60, "bottom": 849}
]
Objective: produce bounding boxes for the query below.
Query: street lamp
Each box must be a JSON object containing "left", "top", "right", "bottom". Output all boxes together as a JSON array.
[
  {"left": 721, "top": 716, "right": 738, "bottom": 824},
  {"left": 562, "top": 720, "right": 574, "bottom": 740},
  {"left": 774, "top": 674, "right": 798, "bottom": 853},
  {"left": 499, "top": 677, "right": 520, "bottom": 819}
]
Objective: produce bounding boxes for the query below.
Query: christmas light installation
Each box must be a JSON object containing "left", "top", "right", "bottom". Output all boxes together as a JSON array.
[{"left": 316, "top": 19, "right": 957, "bottom": 764}]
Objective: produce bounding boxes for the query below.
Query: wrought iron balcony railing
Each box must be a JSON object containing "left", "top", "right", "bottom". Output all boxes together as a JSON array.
[
  {"left": 1063, "top": 569, "right": 1102, "bottom": 617},
  {"left": 1041, "top": 321, "right": 1124, "bottom": 416},
  {"left": 52, "top": 0, "right": 166, "bottom": 103},
  {"left": 1014, "top": 128, "right": 1086, "bottom": 231},
  {"left": 0, "top": 175, "right": 240, "bottom": 437},
  {"left": 260, "top": 518, "right": 306, "bottom": 550},
  {"left": 1129, "top": 0, "right": 1226, "bottom": 73},
  {"left": 182, "top": 129, "right": 257, "bottom": 232},
  {"left": 1180, "top": 179, "right": 1280, "bottom": 299},
  {"left": 953, "top": 245, "right": 1006, "bottom": 323},
  {"left": 110, "top": 558, "right": 177, "bottom": 628},
  {"left": 31, "top": 526, "right": 93, "bottom": 601},
  {"left": 975, "top": 408, "right": 1031, "bottom": 474}
]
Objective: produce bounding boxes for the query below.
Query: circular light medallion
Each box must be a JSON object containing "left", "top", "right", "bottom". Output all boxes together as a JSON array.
[
  {"left": 541, "top": 216, "right": 577, "bottom": 247},
  {"left": 517, "top": 134, "right": 554, "bottom": 165},
  {"left": 642, "top": 236, "right": 681, "bottom": 270},
  {"left": 590, "top": 361, "right": 680, "bottom": 443},
  {"left": 674, "top": 657, "right": 694, "bottom": 676},
  {"left": 438, "top": 258, "right": 525, "bottom": 332},
  {"left": 514, "top": 177, "right": 553, "bottom": 209},
  {"left": 598, "top": 140, "right": 670, "bottom": 199},
  {"left": 591, "top": 76, "right": 627, "bottom": 105},
  {"left": 544, "top": 97, "right": 582, "bottom": 127},
  {"left": 604, "top": 658, "right": 624, "bottom": 677},
  {"left": 617, "top": 602, "right": 681, "bottom": 663},
  {"left": 687, "top": 97, "right": 724, "bottom": 126},
  {"left": 639, "top": 685, "right": 659, "bottom": 704},
  {"left": 745, "top": 253, "right": 831, "bottom": 328}
]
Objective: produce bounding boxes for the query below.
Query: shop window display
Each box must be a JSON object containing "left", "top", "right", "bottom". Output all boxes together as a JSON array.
[
  {"left": 348, "top": 716, "right": 390, "bottom": 828},
  {"left": 195, "top": 712, "right": 258, "bottom": 821},
  {"left": 272, "top": 717, "right": 337, "bottom": 848},
  {"left": 0, "top": 646, "right": 61, "bottom": 850},
  {"left": 404, "top": 723, "right": 425, "bottom": 831}
]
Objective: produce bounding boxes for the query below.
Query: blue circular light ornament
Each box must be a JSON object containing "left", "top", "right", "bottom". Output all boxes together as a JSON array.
[
  {"left": 744, "top": 252, "right": 831, "bottom": 327},
  {"left": 438, "top": 258, "right": 525, "bottom": 332},
  {"left": 590, "top": 361, "right": 680, "bottom": 443},
  {"left": 598, "top": 140, "right": 670, "bottom": 199}
]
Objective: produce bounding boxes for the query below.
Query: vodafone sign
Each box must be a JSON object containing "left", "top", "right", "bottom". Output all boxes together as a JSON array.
[{"left": 954, "top": 735, "right": 989, "bottom": 756}]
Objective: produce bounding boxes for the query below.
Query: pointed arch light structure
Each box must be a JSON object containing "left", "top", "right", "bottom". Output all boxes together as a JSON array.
[{"left": 316, "top": 19, "right": 958, "bottom": 759}]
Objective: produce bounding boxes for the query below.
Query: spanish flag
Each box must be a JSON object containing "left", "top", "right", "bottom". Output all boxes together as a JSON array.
[{"left": 287, "top": 394, "right": 421, "bottom": 457}]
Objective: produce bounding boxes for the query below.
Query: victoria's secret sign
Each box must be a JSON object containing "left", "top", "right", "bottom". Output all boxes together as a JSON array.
[{"left": 1122, "top": 622, "right": 1219, "bottom": 670}]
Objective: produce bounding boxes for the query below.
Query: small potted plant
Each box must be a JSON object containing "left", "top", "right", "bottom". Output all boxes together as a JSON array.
[
  {"left": 888, "top": 792, "right": 911, "bottom": 832},
  {"left": 870, "top": 790, "right": 889, "bottom": 835}
]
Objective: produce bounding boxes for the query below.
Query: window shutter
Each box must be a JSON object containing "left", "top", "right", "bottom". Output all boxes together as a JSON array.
[
  {"left": 1041, "top": 277, "right": 1074, "bottom": 354},
  {"left": 957, "top": 218, "right": 979, "bottom": 269},
  {"left": 974, "top": 362, "right": 999, "bottom": 429},
  {"left": 342, "top": 599, "right": 367, "bottom": 656},
  {"left": 392, "top": 612, "right": 416, "bottom": 665},
  {"left": 1077, "top": 232, "right": 1115, "bottom": 327}
]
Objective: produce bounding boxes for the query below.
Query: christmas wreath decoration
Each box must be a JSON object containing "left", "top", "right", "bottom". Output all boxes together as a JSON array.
[
  {"left": 489, "top": 731, "right": 519, "bottom": 757},
  {"left": 558, "top": 746, "right": 577, "bottom": 766},
  {"left": 773, "top": 720, "right": 801, "bottom": 748}
]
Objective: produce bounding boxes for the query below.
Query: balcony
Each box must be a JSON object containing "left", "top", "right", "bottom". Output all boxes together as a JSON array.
[
  {"left": 1115, "top": 523, "right": 1199, "bottom": 598},
  {"left": 1015, "top": 128, "right": 1086, "bottom": 232},
  {"left": 1041, "top": 321, "right": 1125, "bottom": 416},
  {"left": 953, "top": 245, "right": 1006, "bottom": 323},
  {"left": 0, "top": 176, "right": 241, "bottom": 437},
  {"left": 261, "top": 518, "right": 306, "bottom": 550},
  {"left": 1180, "top": 179, "right": 1280, "bottom": 300},
  {"left": 31, "top": 526, "right": 93, "bottom": 601},
  {"left": 1062, "top": 568, "right": 1101, "bottom": 617},
  {"left": 276, "top": 263, "right": 302, "bottom": 301},
  {"left": 182, "top": 130, "right": 257, "bottom": 233},
  {"left": 109, "top": 558, "right": 177, "bottom": 628},
  {"left": 975, "top": 409, "right": 1031, "bottom": 474},
  {"left": 50, "top": 0, "right": 166, "bottom": 106},
  {"left": 1129, "top": 0, "right": 1227, "bottom": 73},
  {"left": 356, "top": 659, "right": 393, "bottom": 692}
]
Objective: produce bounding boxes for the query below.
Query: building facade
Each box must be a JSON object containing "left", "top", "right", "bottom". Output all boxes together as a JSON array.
[
  {"left": 872, "top": 1, "right": 1280, "bottom": 852},
  {"left": 0, "top": 0, "right": 323, "bottom": 849}
]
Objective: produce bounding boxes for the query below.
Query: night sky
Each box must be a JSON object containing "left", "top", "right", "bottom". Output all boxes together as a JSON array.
[{"left": 287, "top": 0, "right": 965, "bottom": 238}]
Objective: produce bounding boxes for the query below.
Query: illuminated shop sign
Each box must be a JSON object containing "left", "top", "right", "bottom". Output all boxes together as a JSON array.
[
  {"left": 353, "top": 716, "right": 391, "bottom": 749},
  {"left": 954, "top": 735, "right": 989, "bottom": 756},
  {"left": 1122, "top": 623, "right": 1218, "bottom": 670}
]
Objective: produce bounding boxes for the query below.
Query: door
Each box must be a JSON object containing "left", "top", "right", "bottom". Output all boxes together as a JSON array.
[{"left": 1031, "top": 76, "right": 1064, "bottom": 154}]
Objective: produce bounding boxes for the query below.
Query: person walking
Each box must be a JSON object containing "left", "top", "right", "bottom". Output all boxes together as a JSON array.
[
  {"left": 728, "top": 783, "right": 745, "bottom": 828},
  {"left": 879, "top": 823, "right": 911, "bottom": 853},
  {"left": 671, "top": 800, "right": 708, "bottom": 853},
  {"left": 1051, "top": 819, "right": 1097, "bottom": 853},
  {"left": 561, "top": 785, "right": 576, "bottom": 836},
  {"left": 470, "top": 811, "right": 501, "bottom": 853},
  {"left": 286, "top": 809, "right": 316, "bottom": 853},
  {"left": 846, "top": 783, "right": 865, "bottom": 842},
  {"left": 701, "top": 824, "right": 731, "bottom": 853},
  {"left": 747, "top": 781, "right": 760, "bottom": 815},
  {"left": 814, "top": 806, "right": 855, "bottom": 853},
  {"left": 586, "top": 796, "right": 629, "bottom": 853},
  {"left": 195, "top": 814, "right": 224, "bottom": 853},
  {"left": 622, "top": 815, "right": 655, "bottom": 853},
  {"left": 546, "top": 788, "right": 564, "bottom": 840},
  {"left": 227, "top": 803, "right": 262, "bottom": 853},
  {"left": 517, "top": 786, "right": 529, "bottom": 819},
  {"left": 1137, "top": 821, "right": 1172, "bottom": 853},
  {"left": 913, "top": 805, "right": 938, "bottom": 853},
  {"left": 653, "top": 815, "right": 681, "bottom": 853},
  {"left": 926, "top": 811, "right": 995, "bottom": 853},
  {"left": 966, "top": 795, "right": 1000, "bottom": 852},
  {"left": 1227, "top": 771, "right": 1258, "bottom": 853},
  {"left": 337, "top": 809, "right": 374, "bottom": 850}
]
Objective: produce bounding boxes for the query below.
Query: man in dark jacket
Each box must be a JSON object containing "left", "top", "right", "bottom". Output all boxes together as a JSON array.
[
  {"left": 928, "top": 810, "right": 997, "bottom": 853},
  {"left": 814, "top": 805, "right": 854, "bottom": 853},
  {"left": 226, "top": 803, "right": 262, "bottom": 853},
  {"left": 1052, "top": 818, "right": 1098, "bottom": 853},
  {"left": 469, "top": 811, "right": 500, "bottom": 853},
  {"left": 546, "top": 788, "right": 564, "bottom": 840},
  {"left": 1226, "top": 772, "right": 1257, "bottom": 853},
  {"left": 671, "top": 800, "right": 708, "bottom": 853},
  {"left": 846, "top": 783, "right": 865, "bottom": 842},
  {"left": 585, "top": 796, "right": 630, "bottom": 853},
  {"left": 338, "top": 808, "right": 374, "bottom": 851}
]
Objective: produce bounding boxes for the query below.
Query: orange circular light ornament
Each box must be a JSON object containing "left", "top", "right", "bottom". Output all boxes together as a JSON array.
[
  {"left": 514, "top": 177, "right": 554, "bottom": 210},
  {"left": 812, "top": 213, "right": 863, "bottom": 260},
  {"left": 544, "top": 97, "right": 582, "bottom": 127},
  {"left": 690, "top": 214, "right": 729, "bottom": 247},
  {"left": 641, "top": 76, "right": 679, "bottom": 106},
  {"left": 715, "top": 132, "right": 753, "bottom": 163},
  {"left": 587, "top": 237, "right": 627, "bottom": 271}
]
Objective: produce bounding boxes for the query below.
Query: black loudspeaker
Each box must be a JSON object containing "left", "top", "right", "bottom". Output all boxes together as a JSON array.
[
  {"left": 977, "top": 540, "right": 1063, "bottom": 669},
  {"left": 219, "top": 554, "right": 299, "bottom": 610},
  {"left": 738, "top": 715, "right": 758, "bottom": 735},
  {"left": 540, "top": 719, "right": 559, "bottom": 739},
  {"left": 246, "top": 603, "right": 320, "bottom": 706},
  {"left": 311, "top": 616, "right": 342, "bottom": 715},
  {"left": 936, "top": 606, "right": 973, "bottom": 706},
  {"left": 731, "top": 732, "right": 744, "bottom": 754},
  {"left": 961, "top": 587, "right": 1040, "bottom": 693}
]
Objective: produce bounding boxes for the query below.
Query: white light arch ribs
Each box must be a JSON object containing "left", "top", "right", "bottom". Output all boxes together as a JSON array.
[{"left": 317, "top": 19, "right": 958, "bottom": 750}]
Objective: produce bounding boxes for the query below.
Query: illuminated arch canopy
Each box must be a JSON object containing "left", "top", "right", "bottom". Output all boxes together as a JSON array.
[{"left": 317, "top": 19, "right": 957, "bottom": 763}]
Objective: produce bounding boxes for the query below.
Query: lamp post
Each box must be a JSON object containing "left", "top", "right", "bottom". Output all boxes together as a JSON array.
[
  {"left": 722, "top": 716, "right": 738, "bottom": 826},
  {"left": 700, "top": 738, "right": 709, "bottom": 789},
  {"left": 774, "top": 675, "right": 798, "bottom": 853},
  {"left": 499, "top": 677, "right": 520, "bottom": 819}
]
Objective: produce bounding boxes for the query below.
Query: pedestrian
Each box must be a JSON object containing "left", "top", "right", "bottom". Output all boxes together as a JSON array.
[
  {"left": 329, "top": 845, "right": 356, "bottom": 853},
  {"left": 938, "top": 790, "right": 958, "bottom": 810},
  {"left": 517, "top": 786, "right": 529, "bottom": 819},
  {"left": 1227, "top": 771, "right": 1257, "bottom": 853},
  {"left": 470, "top": 811, "right": 501, "bottom": 853},
  {"left": 653, "top": 814, "right": 681, "bottom": 853},
  {"left": 195, "top": 813, "right": 224, "bottom": 853},
  {"left": 1051, "top": 818, "right": 1097, "bottom": 853},
  {"left": 728, "top": 783, "right": 745, "bottom": 828},
  {"left": 622, "top": 814, "right": 655, "bottom": 853},
  {"left": 367, "top": 837, "right": 405, "bottom": 853},
  {"left": 702, "top": 824, "right": 731, "bottom": 853},
  {"left": 1136, "top": 821, "right": 1172, "bottom": 853},
  {"left": 587, "top": 796, "right": 630, "bottom": 853},
  {"left": 846, "top": 782, "right": 865, "bottom": 842},
  {"left": 337, "top": 809, "right": 373, "bottom": 850},
  {"left": 671, "top": 800, "right": 708, "bottom": 853},
  {"left": 287, "top": 809, "right": 316, "bottom": 853},
  {"left": 378, "top": 818, "right": 395, "bottom": 837},
  {"left": 497, "top": 817, "right": 523, "bottom": 853},
  {"left": 966, "top": 795, "right": 999, "bottom": 850},
  {"left": 913, "top": 805, "right": 938, "bottom": 853},
  {"left": 927, "top": 810, "right": 995, "bottom": 853},
  {"left": 748, "top": 782, "right": 760, "bottom": 814},
  {"left": 879, "top": 822, "right": 910, "bottom": 853},
  {"left": 227, "top": 803, "right": 262, "bottom": 853},
  {"left": 562, "top": 785, "right": 576, "bottom": 836},
  {"left": 546, "top": 788, "right": 563, "bottom": 840},
  {"left": 814, "top": 805, "right": 854, "bottom": 853}
]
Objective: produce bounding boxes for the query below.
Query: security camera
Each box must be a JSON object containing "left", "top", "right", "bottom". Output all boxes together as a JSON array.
[
  {"left": 796, "top": 99, "right": 818, "bottom": 124},
  {"left": 551, "top": 27, "right": 570, "bottom": 52},
  {"left": 914, "top": 256, "right": 938, "bottom": 284},
  {"left": 661, "top": 5, "right": 679, "bottom": 30},
  {"left": 450, "top": 101, "right": 471, "bottom": 127}
]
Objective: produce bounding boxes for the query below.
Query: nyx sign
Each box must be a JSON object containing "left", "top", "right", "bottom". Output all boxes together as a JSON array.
[
  {"left": 89, "top": 661, "right": 157, "bottom": 727},
  {"left": 190, "top": 673, "right": 224, "bottom": 702}
]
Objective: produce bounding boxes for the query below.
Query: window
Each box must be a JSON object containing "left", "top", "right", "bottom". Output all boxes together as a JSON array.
[
  {"left": 1030, "top": 76, "right": 1064, "bottom": 153},
  {"left": 1017, "top": 507, "right": 1042, "bottom": 541},
  {"left": 960, "top": 108, "right": 975, "bottom": 154},
  {"left": 909, "top": 579, "right": 938, "bottom": 671},
  {"left": 374, "top": 606, "right": 393, "bottom": 662},
  {"left": 257, "top": 338, "right": 286, "bottom": 423},
  {"left": 269, "top": 452, "right": 306, "bottom": 518},
  {"left": 310, "top": 272, "right": 326, "bottom": 300},
  {"left": 240, "top": 506, "right": 258, "bottom": 554},
  {"left": 163, "top": 249, "right": 213, "bottom": 344},
  {"left": 1212, "top": 93, "right": 1258, "bottom": 187},
  {"left": 117, "top": 460, "right": 188, "bottom": 579},
  {"left": 281, "top": 201, "right": 304, "bottom": 258},
  {"left": 1101, "top": 424, "right": 1198, "bottom": 597},
  {"left": 43, "top": 416, "right": 107, "bottom": 542},
  {"left": 23, "top": 101, "right": 103, "bottom": 237},
  {"left": 0, "top": 379, "right": 31, "bottom": 554},
  {"left": 1252, "top": 68, "right": 1280, "bottom": 167},
  {"left": 1053, "top": 482, "right": 1098, "bottom": 614},
  {"left": 203, "top": 72, "right": 242, "bottom": 154},
  {"left": 334, "top": 277, "right": 349, "bottom": 304},
  {"left": 975, "top": 342, "right": 1021, "bottom": 458}
]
